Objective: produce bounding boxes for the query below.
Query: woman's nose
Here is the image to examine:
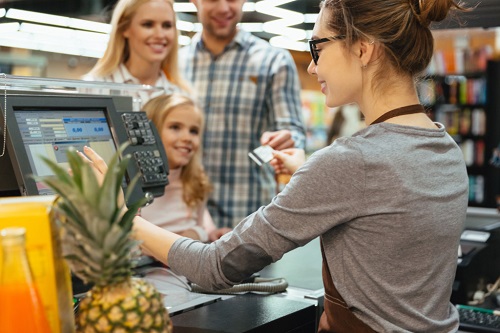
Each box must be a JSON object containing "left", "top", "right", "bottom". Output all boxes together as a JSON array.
[
  {"left": 307, "top": 60, "right": 317, "bottom": 76},
  {"left": 153, "top": 25, "right": 166, "bottom": 37}
]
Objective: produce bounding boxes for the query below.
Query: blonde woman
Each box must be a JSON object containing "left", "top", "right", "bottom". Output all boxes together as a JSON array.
[
  {"left": 140, "top": 94, "right": 231, "bottom": 242},
  {"left": 84, "top": 0, "right": 190, "bottom": 105}
]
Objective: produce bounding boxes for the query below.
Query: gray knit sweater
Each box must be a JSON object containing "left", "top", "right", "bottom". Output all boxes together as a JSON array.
[{"left": 169, "top": 122, "right": 469, "bottom": 332}]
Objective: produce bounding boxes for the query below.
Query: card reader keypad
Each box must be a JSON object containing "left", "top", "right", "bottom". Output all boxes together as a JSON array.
[
  {"left": 122, "top": 112, "right": 168, "bottom": 187},
  {"left": 134, "top": 150, "right": 168, "bottom": 185},
  {"left": 123, "top": 113, "right": 156, "bottom": 146}
]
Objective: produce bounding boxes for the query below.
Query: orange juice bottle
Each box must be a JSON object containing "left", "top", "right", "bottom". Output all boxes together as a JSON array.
[{"left": 0, "top": 227, "right": 52, "bottom": 333}]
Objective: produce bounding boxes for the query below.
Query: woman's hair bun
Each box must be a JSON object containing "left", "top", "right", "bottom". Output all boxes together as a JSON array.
[{"left": 411, "top": 0, "right": 464, "bottom": 27}]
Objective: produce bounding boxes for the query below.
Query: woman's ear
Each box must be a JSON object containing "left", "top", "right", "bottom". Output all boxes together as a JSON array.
[{"left": 358, "top": 39, "right": 376, "bottom": 68}]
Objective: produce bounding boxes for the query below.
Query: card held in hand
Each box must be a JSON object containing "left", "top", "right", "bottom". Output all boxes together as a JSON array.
[{"left": 248, "top": 145, "right": 274, "bottom": 166}]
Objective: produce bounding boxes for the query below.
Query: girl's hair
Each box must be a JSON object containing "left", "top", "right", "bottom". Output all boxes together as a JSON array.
[
  {"left": 320, "top": 0, "right": 468, "bottom": 78},
  {"left": 88, "top": 0, "right": 190, "bottom": 92},
  {"left": 143, "top": 94, "right": 212, "bottom": 208}
]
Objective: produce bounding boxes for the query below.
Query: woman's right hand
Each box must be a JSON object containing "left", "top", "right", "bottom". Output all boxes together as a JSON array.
[
  {"left": 78, "top": 146, "right": 126, "bottom": 208},
  {"left": 270, "top": 148, "right": 306, "bottom": 175}
]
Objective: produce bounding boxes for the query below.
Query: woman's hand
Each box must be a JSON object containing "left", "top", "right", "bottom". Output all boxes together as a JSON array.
[
  {"left": 270, "top": 148, "right": 306, "bottom": 175},
  {"left": 78, "top": 146, "right": 126, "bottom": 208}
]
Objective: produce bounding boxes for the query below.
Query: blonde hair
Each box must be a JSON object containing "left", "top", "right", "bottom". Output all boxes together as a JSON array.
[
  {"left": 88, "top": 0, "right": 190, "bottom": 92},
  {"left": 143, "top": 94, "right": 212, "bottom": 208}
]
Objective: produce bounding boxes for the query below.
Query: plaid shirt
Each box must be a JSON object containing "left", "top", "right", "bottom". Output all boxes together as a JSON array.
[{"left": 179, "top": 30, "right": 306, "bottom": 228}]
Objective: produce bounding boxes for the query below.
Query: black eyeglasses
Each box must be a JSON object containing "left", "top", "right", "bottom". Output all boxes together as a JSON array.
[{"left": 309, "top": 35, "right": 346, "bottom": 65}]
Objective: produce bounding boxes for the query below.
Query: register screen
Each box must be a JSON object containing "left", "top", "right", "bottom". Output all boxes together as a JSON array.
[{"left": 14, "top": 109, "right": 116, "bottom": 195}]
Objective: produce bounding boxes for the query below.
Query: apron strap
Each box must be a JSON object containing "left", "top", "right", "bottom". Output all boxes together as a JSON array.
[
  {"left": 370, "top": 104, "right": 425, "bottom": 125},
  {"left": 318, "top": 241, "right": 377, "bottom": 333}
]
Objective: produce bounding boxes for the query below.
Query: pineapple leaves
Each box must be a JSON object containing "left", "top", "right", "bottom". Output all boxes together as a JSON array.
[{"left": 36, "top": 143, "right": 149, "bottom": 284}]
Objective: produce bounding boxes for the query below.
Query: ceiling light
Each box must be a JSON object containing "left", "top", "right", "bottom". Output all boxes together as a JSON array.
[
  {"left": 177, "top": 20, "right": 195, "bottom": 32},
  {"left": 173, "top": 2, "right": 255, "bottom": 12},
  {"left": 269, "top": 36, "right": 308, "bottom": 52},
  {"left": 19, "top": 23, "right": 109, "bottom": 43},
  {"left": 6, "top": 8, "right": 110, "bottom": 34},
  {"left": 179, "top": 35, "right": 191, "bottom": 46},
  {"left": 0, "top": 31, "right": 104, "bottom": 58},
  {"left": 173, "top": 3, "right": 197, "bottom": 12},
  {"left": 239, "top": 23, "right": 264, "bottom": 32},
  {"left": 0, "top": 4, "right": 318, "bottom": 55},
  {"left": 7, "top": 8, "right": 69, "bottom": 26},
  {"left": 263, "top": 21, "right": 306, "bottom": 40},
  {"left": 67, "top": 18, "right": 110, "bottom": 34},
  {"left": 255, "top": 1, "right": 304, "bottom": 23},
  {"left": 304, "top": 14, "right": 318, "bottom": 24},
  {"left": 0, "top": 22, "right": 19, "bottom": 33}
]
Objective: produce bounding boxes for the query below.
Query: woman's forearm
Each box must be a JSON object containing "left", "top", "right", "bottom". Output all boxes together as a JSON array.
[{"left": 132, "top": 216, "right": 182, "bottom": 265}]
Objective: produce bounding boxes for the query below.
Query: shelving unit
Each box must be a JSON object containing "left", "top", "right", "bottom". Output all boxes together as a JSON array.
[{"left": 418, "top": 60, "right": 500, "bottom": 208}]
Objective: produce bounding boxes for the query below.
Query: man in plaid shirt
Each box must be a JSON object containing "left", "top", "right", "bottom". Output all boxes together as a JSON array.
[{"left": 180, "top": 0, "right": 306, "bottom": 228}]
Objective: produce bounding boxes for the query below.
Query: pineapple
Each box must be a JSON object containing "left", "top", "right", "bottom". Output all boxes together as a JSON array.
[{"left": 37, "top": 145, "right": 172, "bottom": 333}]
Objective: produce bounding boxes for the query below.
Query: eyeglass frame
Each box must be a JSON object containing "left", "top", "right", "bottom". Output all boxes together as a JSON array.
[{"left": 309, "top": 35, "right": 346, "bottom": 65}]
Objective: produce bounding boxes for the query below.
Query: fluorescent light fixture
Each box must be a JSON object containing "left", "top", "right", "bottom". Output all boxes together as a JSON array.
[
  {"left": 256, "top": 2, "right": 304, "bottom": 23},
  {"left": 7, "top": 8, "right": 69, "bottom": 26},
  {"left": 263, "top": 20, "right": 307, "bottom": 40},
  {"left": 177, "top": 20, "right": 195, "bottom": 32},
  {"left": 269, "top": 35, "right": 308, "bottom": 52},
  {"left": 19, "top": 23, "right": 109, "bottom": 44},
  {"left": 0, "top": 31, "right": 105, "bottom": 58},
  {"left": 179, "top": 35, "right": 191, "bottom": 46},
  {"left": 257, "top": 0, "right": 296, "bottom": 6},
  {"left": 0, "top": 22, "right": 19, "bottom": 33},
  {"left": 173, "top": 3, "right": 197, "bottom": 12},
  {"left": 6, "top": 8, "right": 111, "bottom": 34},
  {"left": 67, "top": 18, "right": 110, "bottom": 34},
  {"left": 239, "top": 22, "right": 264, "bottom": 32},
  {"left": 304, "top": 14, "right": 318, "bottom": 24},
  {"left": 0, "top": 4, "right": 319, "bottom": 56},
  {"left": 194, "top": 23, "right": 203, "bottom": 32},
  {"left": 242, "top": 2, "right": 256, "bottom": 11},
  {"left": 173, "top": 1, "right": 255, "bottom": 12}
]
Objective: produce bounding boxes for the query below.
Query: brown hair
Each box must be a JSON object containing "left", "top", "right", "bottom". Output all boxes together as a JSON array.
[
  {"left": 143, "top": 94, "right": 212, "bottom": 208},
  {"left": 319, "top": 0, "right": 469, "bottom": 77}
]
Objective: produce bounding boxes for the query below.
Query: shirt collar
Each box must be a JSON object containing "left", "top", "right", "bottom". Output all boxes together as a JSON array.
[
  {"left": 118, "top": 63, "right": 139, "bottom": 84},
  {"left": 118, "top": 63, "right": 169, "bottom": 88},
  {"left": 194, "top": 29, "right": 249, "bottom": 54}
]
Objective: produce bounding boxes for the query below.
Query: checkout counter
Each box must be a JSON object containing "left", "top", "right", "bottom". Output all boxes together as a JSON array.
[{"left": 142, "top": 238, "right": 323, "bottom": 333}]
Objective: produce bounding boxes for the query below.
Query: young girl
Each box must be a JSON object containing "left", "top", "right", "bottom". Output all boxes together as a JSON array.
[{"left": 140, "top": 94, "right": 231, "bottom": 242}]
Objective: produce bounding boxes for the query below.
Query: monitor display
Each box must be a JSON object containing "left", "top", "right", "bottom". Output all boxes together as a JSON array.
[
  {"left": 0, "top": 94, "right": 169, "bottom": 204},
  {"left": 13, "top": 108, "right": 116, "bottom": 195},
  {"left": 0, "top": 95, "right": 118, "bottom": 197}
]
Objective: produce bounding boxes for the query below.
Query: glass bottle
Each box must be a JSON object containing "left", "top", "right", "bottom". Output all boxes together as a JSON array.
[{"left": 0, "top": 227, "right": 52, "bottom": 333}]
